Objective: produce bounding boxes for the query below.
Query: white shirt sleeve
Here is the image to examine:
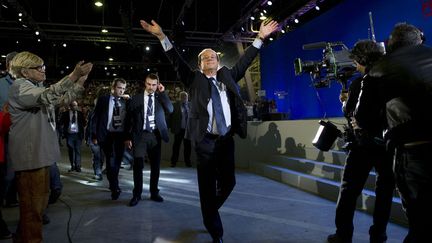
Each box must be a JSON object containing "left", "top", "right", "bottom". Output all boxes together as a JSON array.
[
  {"left": 160, "top": 36, "right": 173, "bottom": 52},
  {"left": 252, "top": 38, "right": 263, "bottom": 49}
]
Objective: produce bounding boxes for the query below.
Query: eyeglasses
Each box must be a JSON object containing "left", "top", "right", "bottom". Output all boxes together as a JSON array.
[{"left": 28, "top": 65, "right": 46, "bottom": 73}]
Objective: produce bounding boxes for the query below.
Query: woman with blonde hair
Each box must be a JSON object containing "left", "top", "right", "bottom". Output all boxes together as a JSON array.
[{"left": 8, "top": 51, "right": 92, "bottom": 243}]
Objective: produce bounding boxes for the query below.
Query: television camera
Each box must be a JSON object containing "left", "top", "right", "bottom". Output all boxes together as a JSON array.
[{"left": 294, "top": 41, "right": 357, "bottom": 91}]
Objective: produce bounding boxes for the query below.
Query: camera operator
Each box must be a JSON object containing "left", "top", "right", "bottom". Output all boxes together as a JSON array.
[
  {"left": 327, "top": 40, "right": 395, "bottom": 243},
  {"left": 354, "top": 23, "right": 432, "bottom": 243}
]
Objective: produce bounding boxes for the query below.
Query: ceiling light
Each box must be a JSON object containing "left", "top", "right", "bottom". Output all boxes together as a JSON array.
[
  {"left": 315, "top": 6, "right": 320, "bottom": 11},
  {"left": 37, "top": 39, "right": 41, "bottom": 42},
  {"left": 63, "top": 43, "right": 67, "bottom": 47},
  {"left": 250, "top": 16, "right": 255, "bottom": 20},
  {"left": 16, "top": 41, "right": 19, "bottom": 44},
  {"left": 101, "top": 29, "right": 108, "bottom": 33},
  {"left": 269, "top": 37, "right": 274, "bottom": 41},
  {"left": 18, "top": 18, "right": 22, "bottom": 22},
  {"left": 1, "top": 4, "right": 8, "bottom": 9},
  {"left": 1, "top": 55, "right": 6, "bottom": 58},
  {"left": 18, "top": 13, "right": 22, "bottom": 17},
  {"left": 108, "top": 58, "right": 114, "bottom": 61},
  {"left": 259, "top": 16, "right": 267, "bottom": 20},
  {"left": 281, "top": 29, "right": 285, "bottom": 34},
  {"left": 145, "top": 46, "right": 150, "bottom": 51},
  {"left": 104, "top": 67, "right": 108, "bottom": 70},
  {"left": 94, "top": 1, "right": 103, "bottom": 7},
  {"left": 113, "top": 73, "right": 117, "bottom": 77},
  {"left": 147, "top": 68, "right": 150, "bottom": 72},
  {"left": 22, "top": 24, "right": 28, "bottom": 28},
  {"left": 105, "top": 45, "right": 111, "bottom": 50},
  {"left": 267, "top": 1, "right": 272, "bottom": 6},
  {"left": 66, "top": 66, "right": 70, "bottom": 69},
  {"left": 294, "top": 18, "right": 299, "bottom": 24},
  {"left": 35, "top": 31, "right": 40, "bottom": 35}
]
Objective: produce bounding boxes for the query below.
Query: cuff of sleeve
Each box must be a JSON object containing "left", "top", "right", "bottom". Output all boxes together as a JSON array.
[
  {"left": 161, "top": 36, "right": 173, "bottom": 52},
  {"left": 252, "top": 38, "right": 264, "bottom": 49}
]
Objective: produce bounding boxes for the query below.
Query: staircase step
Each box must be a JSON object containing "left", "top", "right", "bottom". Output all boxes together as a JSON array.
[{"left": 250, "top": 162, "right": 406, "bottom": 225}]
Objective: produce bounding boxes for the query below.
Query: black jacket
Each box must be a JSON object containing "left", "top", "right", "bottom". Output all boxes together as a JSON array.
[
  {"left": 165, "top": 44, "right": 258, "bottom": 142},
  {"left": 355, "top": 44, "right": 432, "bottom": 145}
]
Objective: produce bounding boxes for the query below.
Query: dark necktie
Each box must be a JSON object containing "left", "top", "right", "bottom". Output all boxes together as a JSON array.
[
  {"left": 112, "top": 97, "right": 120, "bottom": 129},
  {"left": 71, "top": 111, "right": 76, "bottom": 123},
  {"left": 145, "top": 94, "right": 153, "bottom": 131},
  {"left": 209, "top": 77, "right": 227, "bottom": 135}
]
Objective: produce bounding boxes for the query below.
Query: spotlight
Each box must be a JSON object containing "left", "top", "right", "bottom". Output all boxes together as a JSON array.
[
  {"left": 18, "top": 18, "right": 22, "bottom": 22},
  {"left": 35, "top": 31, "right": 40, "bottom": 35},
  {"left": 101, "top": 28, "right": 108, "bottom": 33},
  {"left": 37, "top": 39, "right": 41, "bottom": 42},
  {"left": 66, "top": 66, "right": 70, "bottom": 69},
  {"left": 315, "top": 5, "right": 320, "bottom": 11},
  {"left": 105, "top": 45, "right": 111, "bottom": 50},
  {"left": 269, "top": 37, "right": 274, "bottom": 41},
  {"left": 18, "top": 13, "right": 22, "bottom": 17},
  {"left": 259, "top": 16, "right": 267, "bottom": 20},
  {"left": 294, "top": 18, "right": 299, "bottom": 24},
  {"left": 281, "top": 29, "right": 285, "bottom": 34},
  {"left": 62, "top": 43, "right": 67, "bottom": 47},
  {"left": 145, "top": 46, "right": 150, "bottom": 51},
  {"left": 147, "top": 68, "right": 150, "bottom": 72},
  {"left": 250, "top": 16, "right": 255, "bottom": 20},
  {"left": 94, "top": 1, "right": 103, "bottom": 7},
  {"left": 267, "top": 1, "right": 272, "bottom": 6},
  {"left": 108, "top": 58, "right": 114, "bottom": 61}
]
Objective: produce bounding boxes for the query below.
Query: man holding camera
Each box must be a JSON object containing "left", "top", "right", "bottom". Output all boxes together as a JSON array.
[
  {"left": 354, "top": 23, "right": 432, "bottom": 243},
  {"left": 328, "top": 40, "right": 395, "bottom": 243}
]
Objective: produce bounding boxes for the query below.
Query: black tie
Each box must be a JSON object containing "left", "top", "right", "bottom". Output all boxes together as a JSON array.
[
  {"left": 112, "top": 98, "right": 120, "bottom": 129},
  {"left": 145, "top": 94, "right": 153, "bottom": 131},
  {"left": 71, "top": 112, "right": 76, "bottom": 123},
  {"left": 209, "top": 77, "right": 227, "bottom": 135}
]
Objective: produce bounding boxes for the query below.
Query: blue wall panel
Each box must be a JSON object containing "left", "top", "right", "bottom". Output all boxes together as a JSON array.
[{"left": 261, "top": 0, "right": 432, "bottom": 119}]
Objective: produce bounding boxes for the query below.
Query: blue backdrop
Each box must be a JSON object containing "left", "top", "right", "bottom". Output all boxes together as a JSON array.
[{"left": 260, "top": 0, "right": 432, "bottom": 119}]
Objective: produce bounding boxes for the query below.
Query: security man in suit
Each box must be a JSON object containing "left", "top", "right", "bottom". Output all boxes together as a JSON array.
[
  {"left": 124, "top": 73, "right": 173, "bottom": 206},
  {"left": 61, "top": 100, "right": 85, "bottom": 172},
  {"left": 91, "top": 78, "right": 128, "bottom": 200},
  {"left": 169, "top": 91, "right": 192, "bottom": 167},
  {"left": 140, "top": 19, "right": 278, "bottom": 243}
]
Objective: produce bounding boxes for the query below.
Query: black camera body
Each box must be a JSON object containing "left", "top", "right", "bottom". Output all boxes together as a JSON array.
[{"left": 294, "top": 41, "right": 357, "bottom": 91}]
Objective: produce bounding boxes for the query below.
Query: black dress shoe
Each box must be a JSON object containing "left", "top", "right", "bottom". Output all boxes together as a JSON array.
[
  {"left": 111, "top": 189, "right": 121, "bottom": 200},
  {"left": 212, "top": 237, "right": 223, "bottom": 243},
  {"left": 68, "top": 166, "right": 75, "bottom": 172},
  {"left": 128, "top": 196, "right": 141, "bottom": 207},
  {"left": 75, "top": 167, "right": 81, "bottom": 172},
  {"left": 150, "top": 193, "right": 164, "bottom": 202}
]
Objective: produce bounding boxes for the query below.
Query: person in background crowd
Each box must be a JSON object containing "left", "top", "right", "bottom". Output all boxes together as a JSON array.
[
  {"left": 8, "top": 51, "right": 92, "bottom": 242},
  {"left": 61, "top": 100, "right": 85, "bottom": 172},
  {"left": 0, "top": 106, "right": 12, "bottom": 240},
  {"left": 169, "top": 91, "right": 192, "bottom": 167}
]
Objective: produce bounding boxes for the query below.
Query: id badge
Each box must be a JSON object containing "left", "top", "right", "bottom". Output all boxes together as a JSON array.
[
  {"left": 148, "top": 115, "right": 156, "bottom": 129},
  {"left": 70, "top": 123, "right": 78, "bottom": 133},
  {"left": 113, "top": 115, "right": 122, "bottom": 127}
]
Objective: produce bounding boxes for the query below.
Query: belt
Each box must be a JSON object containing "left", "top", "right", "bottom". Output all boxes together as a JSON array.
[{"left": 403, "top": 140, "right": 432, "bottom": 148}]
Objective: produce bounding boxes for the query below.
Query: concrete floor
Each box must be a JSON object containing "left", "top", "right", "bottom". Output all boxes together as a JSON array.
[{"left": 1, "top": 147, "right": 408, "bottom": 243}]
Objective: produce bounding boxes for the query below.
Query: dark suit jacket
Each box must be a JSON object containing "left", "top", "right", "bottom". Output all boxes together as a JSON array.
[
  {"left": 91, "top": 95, "right": 127, "bottom": 142},
  {"left": 165, "top": 44, "right": 259, "bottom": 142},
  {"left": 60, "top": 110, "right": 85, "bottom": 140},
  {"left": 124, "top": 91, "right": 173, "bottom": 143},
  {"left": 169, "top": 101, "right": 190, "bottom": 134}
]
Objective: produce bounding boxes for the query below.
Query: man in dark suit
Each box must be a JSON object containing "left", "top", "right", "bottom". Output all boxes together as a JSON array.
[
  {"left": 140, "top": 19, "right": 278, "bottom": 242},
  {"left": 169, "top": 91, "right": 191, "bottom": 167},
  {"left": 124, "top": 73, "right": 173, "bottom": 206},
  {"left": 91, "top": 78, "right": 128, "bottom": 200},
  {"left": 61, "top": 100, "right": 85, "bottom": 172}
]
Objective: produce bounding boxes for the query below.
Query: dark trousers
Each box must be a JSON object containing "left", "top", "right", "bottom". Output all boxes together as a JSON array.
[
  {"left": 171, "top": 129, "right": 191, "bottom": 166},
  {"left": 195, "top": 134, "right": 236, "bottom": 239},
  {"left": 335, "top": 144, "right": 395, "bottom": 240},
  {"left": 395, "top": 143, "right": 432, "bottom": 243},
  {"left": 66, "top": 133, "right": 82, "bottom": 169},
  {"left": 132, "top": 131, "right": 161, "bottom": 197},
  {"left": 100, "top": 132, "right": 125, "bottom": 191},
  {"left": 90, "top": 142, "right": 105, "bottom": 176}
]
